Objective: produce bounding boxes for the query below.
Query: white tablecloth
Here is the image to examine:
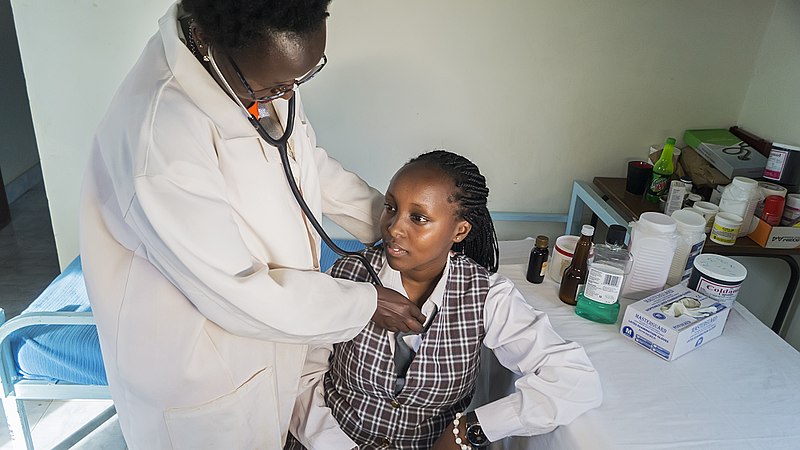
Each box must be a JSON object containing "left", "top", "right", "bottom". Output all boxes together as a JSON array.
[{"left": 474, "top": 239, "right": 800, "bottom": 450}]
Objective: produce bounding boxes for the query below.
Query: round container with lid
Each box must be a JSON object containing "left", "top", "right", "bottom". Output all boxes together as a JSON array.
[
  {"left": 718, "top": 177, "right": 759, "bottom": 237},
  {"left": 710, "top": 212, "right": 743, "bottom": 245},
  {"left": 692, "top": 201, "right": 720, "bottom": 233},
  {"left": 621, "top": 212, "right": 678, "bottom": 299},
  {"left": 548, "top": 235, "right": 580, "bottom": 283},
  {"left": 667, "top": 209, "right": 706, "bottom": 286},
  {"left": 761, "top": 195, "right": 786, "bottom": 226},
  {"left": 685, "top": 193, "right": 702, "bottom": 208},
  {"left": 688, "top": 254, "right": 747, "bottom": 308},
  {"left": 754, "top": 181, "right": 788, "bottom": 218}
]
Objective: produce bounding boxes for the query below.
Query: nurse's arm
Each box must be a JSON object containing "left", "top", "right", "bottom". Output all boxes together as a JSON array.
[{"left": 129, "top": 172, "right": 376, "bottom": 344}]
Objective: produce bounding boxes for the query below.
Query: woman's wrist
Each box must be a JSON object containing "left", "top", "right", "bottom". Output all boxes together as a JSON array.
[{"left": 452, "top": 412, "right": 470, "bottom": 450}]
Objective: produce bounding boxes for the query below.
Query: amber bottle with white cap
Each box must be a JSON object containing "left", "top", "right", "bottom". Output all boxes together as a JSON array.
[{"left": 558, "top": 225, "right": 594, "bottom": 305}]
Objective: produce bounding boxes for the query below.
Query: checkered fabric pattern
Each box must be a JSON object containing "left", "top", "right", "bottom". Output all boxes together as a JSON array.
[{"left": 286, "top": 245, "right": 490, "bottom": 449}]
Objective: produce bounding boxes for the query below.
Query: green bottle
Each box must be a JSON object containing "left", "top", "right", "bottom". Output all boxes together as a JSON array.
[{"left": 645, "top": 137, "right": 676, "bottom": 203}]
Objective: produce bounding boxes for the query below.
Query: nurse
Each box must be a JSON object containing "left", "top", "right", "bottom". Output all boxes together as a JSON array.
[{"left": 79, "top": 0, "right": 423, "bottom": 448}]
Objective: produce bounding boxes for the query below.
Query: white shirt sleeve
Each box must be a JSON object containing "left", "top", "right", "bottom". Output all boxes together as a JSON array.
[
  {"left": 290, "top": 345, "right": 357, "bottom": 450},
  {"left": 475, "top": 274, "right": 603, "bottom": 441}
]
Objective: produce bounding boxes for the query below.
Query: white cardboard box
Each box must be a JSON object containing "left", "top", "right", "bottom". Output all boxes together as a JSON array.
[{"left": 620, "top": 286, "right": 730, "bottom": 361}]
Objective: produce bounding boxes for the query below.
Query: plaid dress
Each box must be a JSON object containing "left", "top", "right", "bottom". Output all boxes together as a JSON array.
[{"left": 286, "top": 246, "right": 490, "bottom": 449}]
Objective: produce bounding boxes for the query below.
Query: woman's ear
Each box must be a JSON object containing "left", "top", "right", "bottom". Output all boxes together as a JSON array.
[
  {"left": 191, "top": 23, "right": 210, "bottom": 58},
  {"left": 453, "top": 220, "right": 472, "bottom": 243}
]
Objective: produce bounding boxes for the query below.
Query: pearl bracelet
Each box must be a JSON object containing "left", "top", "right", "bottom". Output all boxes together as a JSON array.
[{"left": 452, "top": 412, "right": 470, "bottom": 450}]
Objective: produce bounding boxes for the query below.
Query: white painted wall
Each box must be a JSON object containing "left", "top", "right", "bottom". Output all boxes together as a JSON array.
[
  {"left": 10, "top": 0, "right": 174, "bottom": 265},
  {"left": 738, "top": 0, "right": 800, "bottom": 147},
  {"left": 0, "top": 0, "right": 38, "bottom": 185},
  {"left": 15, "top": 0, "right": 800, "bottom": 347},
  {"left": 12, "top": 0, "right": 776, "bottom": 267}
]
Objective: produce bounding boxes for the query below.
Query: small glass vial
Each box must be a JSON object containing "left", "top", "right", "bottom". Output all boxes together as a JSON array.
[{"left": 526, "top": 236, "right": 549, "bottom": 284}]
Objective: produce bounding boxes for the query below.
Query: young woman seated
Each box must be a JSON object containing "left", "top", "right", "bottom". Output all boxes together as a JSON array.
[{"left": 286, "top": 150, "right": 602, "bottom": 449}]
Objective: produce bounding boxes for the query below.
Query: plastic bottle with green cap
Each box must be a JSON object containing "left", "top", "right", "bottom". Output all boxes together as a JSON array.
[{"left": 645, "top": 137, "right": 677, "bottom": 203}]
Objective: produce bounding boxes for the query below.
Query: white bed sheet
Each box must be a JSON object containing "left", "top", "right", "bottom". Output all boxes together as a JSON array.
[{"left": 474, "top": 239, "right": 800, "bottom": 450}]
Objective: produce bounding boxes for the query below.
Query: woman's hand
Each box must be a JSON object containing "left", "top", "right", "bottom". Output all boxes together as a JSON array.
[
  {"left": 431, "top": 419, "right": 467, "bottom": 450},
  {"left": 372, "top": 286, "right": 425, "bottom": 333}
]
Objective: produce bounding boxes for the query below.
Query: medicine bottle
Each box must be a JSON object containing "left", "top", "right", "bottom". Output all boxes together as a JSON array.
[
  {"left": 526, "top": 236, "right": 549, "bottom": 284},
  {"left": 575, "top": 225, "right": 632, "bottom": 324},
  {"left": 558, "top": 225, "right": 594, "bottom": 305}
]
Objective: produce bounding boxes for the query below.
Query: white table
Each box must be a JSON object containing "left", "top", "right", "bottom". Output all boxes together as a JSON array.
[{"left": 475, "top": 240, "right": 800, "bottom": 450}]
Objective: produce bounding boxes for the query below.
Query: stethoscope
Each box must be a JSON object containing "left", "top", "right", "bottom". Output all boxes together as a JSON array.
[{"left": 207, "top": 46, "right": 383, "bottom": 286}]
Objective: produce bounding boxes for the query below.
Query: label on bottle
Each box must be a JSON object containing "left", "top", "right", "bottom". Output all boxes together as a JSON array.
[
  {"left": 583, "top": 265, "right": 623, "bottom": 305},
  {"left": 681, "top": 240, "right": 705, "bottom": 283},
  {"left": 540, "top": 261, "right": 548, "bottom": 277},
  {"left": 648, "top": 172, "right": 670, "bottom": 198}
]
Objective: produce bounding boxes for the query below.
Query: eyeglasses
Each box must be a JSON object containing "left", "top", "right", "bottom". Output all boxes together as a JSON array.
[{"left": 227, "top": 53, "right": 327, "bottom": 103}]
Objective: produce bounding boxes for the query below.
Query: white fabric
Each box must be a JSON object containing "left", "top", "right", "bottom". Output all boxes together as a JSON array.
[
  {"left": 481, "top": 239, "right": 800, "bottom": 450},
  {"left": 79, "top": 3, "right": 383, "bottom": 449},
  {"left": 291, "top": 252, "right": 603, "bottom": 449}
]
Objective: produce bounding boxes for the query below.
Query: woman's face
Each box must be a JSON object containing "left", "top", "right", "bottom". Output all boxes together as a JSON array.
[
  {"left": 381, "top": 163, "right": 472, "bottom": 281},
  {"left": 199, "top": 23, "right": 327, "bottom": 104}
]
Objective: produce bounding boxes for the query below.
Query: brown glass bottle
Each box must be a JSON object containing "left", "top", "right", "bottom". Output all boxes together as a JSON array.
[{"left": 558, "top": 225, "right": 594, "bottom": 305}]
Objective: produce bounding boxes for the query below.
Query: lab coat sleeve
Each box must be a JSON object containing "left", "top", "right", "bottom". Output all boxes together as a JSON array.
[
  {"left": 290, "top": 345, "right": 357, "bottom": 450},
  {"left": 295, "top": 94, "right": 383, "bottom": 244},
  {"left": 125, "top": 109, "right": 376, "bottom": 345},
  {"left": 475, "top": 275, "right": 603, "bottom": 441}
]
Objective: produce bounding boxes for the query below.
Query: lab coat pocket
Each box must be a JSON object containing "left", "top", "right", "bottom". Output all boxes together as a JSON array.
[{"left": 165, "top": 366, "right": 282, "bottom": 449}]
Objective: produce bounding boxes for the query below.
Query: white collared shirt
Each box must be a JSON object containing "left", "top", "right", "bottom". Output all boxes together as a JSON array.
[{"left": 289, "top": 256, "right": 603, "bottom": 449}]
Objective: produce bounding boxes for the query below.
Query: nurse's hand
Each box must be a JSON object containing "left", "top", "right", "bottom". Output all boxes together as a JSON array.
[{"left": 372, "top": 286, "right": 425, "bottom": 333}]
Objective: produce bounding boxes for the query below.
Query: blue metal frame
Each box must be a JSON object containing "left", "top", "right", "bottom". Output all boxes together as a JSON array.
[
  {"left": 565, "top": 180, "right": 629, "bottom": 236},
  {"left": 0, "top": 310, "right": 112, "bottom": 450}
]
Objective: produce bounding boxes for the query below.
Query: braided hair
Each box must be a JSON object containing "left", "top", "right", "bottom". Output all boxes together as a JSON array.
[
  {"left": 182, "top": 0, "right": 332, "bottom": 51},
  {"left": 408, "top": 150, "right": 499, "bottom": 273}
]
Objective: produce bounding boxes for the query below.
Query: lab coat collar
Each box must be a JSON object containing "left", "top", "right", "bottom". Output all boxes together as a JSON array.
[{"left": 157, "top": 3, "right": 293, "bottom": 140}]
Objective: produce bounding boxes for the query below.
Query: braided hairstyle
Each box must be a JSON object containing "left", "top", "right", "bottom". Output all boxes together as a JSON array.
[
  {"left": 408, "top": 150, "right": 499, "bottom": 273},
  {"left": 182, "top": 0, "right": 332, "bottom": 51}
]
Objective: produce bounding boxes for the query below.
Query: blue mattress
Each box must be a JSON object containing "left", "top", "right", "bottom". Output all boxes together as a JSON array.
[
  {"left": 10, "top": 257, "right": 106, "bottom": 385},
  {"left": 9, "top": 239, "right": 365, "bottom": 385}
]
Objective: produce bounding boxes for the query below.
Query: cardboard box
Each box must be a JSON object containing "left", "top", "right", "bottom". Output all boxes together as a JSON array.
[
  {"left": 684, "top": 129, "right": 767, "bottom": 179},
  {"left": 748, "top": 217, "right": 800, "bottom": 248},
  {"left": 620, "top": 286, "right": 730, "bottom": 361}
]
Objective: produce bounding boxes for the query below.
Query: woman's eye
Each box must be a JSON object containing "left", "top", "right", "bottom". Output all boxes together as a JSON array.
[
  {"left": 411, "top": 215, "right": 429, "bottom": 223},
  {"left": 383, "top": 203, "right": 396, "bottom": 212}
]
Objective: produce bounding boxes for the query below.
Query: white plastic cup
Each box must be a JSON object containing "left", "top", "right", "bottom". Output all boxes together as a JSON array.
[
  {"left": 548, "top": 235, "right": 579, "bottom": 283},
  {"left": 692, "top": 201, "right": 720, "bottom": 233},
  {"left": 710, "top": 212, "right": 743, "bottom": 245}
]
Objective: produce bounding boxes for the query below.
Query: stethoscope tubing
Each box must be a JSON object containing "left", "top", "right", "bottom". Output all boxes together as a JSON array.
[
  {"left": 206, "top": 45, "right": 383, "bottom": 286},
  {"left": 251, "top": 97, "right": 383, "bottom": 287}
]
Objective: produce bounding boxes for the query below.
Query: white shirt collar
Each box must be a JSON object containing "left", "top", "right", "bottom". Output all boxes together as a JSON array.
[{"left": 378, "top": 252, "right": 452, "bottom": 323}]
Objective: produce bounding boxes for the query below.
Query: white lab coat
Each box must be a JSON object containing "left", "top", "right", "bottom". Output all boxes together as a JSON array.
[{"left": 79, "top": 4, "right": 383, "bottom": 449}]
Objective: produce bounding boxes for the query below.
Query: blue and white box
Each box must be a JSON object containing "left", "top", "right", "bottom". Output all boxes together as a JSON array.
[{"left": 620, "top": 285, "right": 730, "bottom": 361}]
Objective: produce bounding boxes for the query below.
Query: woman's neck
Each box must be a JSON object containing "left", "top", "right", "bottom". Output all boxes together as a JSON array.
[{"left": 400, "top": 266, "right": 446, "bottom": 307}]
